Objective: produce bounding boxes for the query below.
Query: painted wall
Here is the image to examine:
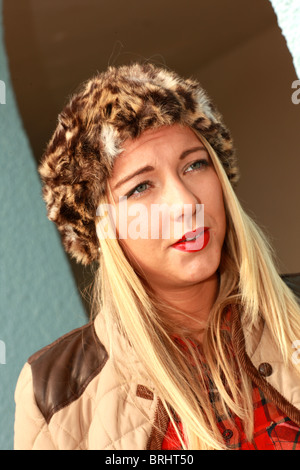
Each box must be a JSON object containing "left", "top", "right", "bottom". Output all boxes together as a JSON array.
[{"left": 0, "top": 0, "right": 86, "bottom": 450}]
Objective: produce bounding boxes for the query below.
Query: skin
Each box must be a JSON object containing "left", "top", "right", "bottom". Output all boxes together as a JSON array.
[{"left": 106, "top": 124, "right": 226, "bottom": 338}]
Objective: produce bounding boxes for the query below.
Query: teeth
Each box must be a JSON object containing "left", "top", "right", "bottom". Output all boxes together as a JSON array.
[{"left": 184, "top": 231, "right": 203, "bottom": 242}]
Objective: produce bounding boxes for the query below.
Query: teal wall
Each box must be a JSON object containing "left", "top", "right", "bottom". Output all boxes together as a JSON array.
[{"left": 0, "top": 1, "right": 86, "bottom": 450}]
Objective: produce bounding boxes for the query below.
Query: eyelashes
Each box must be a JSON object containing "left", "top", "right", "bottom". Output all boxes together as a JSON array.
[
  {"left": 185, "top": 159, "right": 209, "bottom": 173},
  {"left": 126, "top": 180, "right": 152, "bottom": 199},
  {"left": 126, "top": 159, "right": 210, "bottom": 199}
]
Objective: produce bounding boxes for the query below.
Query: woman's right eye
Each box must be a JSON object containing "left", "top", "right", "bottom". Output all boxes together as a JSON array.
[{"left": 126, "top": 180, "right": 151, "bottom": 199}]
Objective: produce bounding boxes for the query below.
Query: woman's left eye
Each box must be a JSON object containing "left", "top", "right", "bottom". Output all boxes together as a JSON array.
[{"left": 185, "top": 159, "right": 209, "bottom": 173}]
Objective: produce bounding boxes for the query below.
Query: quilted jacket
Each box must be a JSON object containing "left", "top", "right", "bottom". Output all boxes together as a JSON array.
[{"left": 14, "top": 275, "right": 300, "bottom": 450}]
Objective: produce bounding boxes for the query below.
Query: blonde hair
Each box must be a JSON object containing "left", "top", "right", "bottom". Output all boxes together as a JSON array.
[{"left": 91, "top": 129, "right": 300, "bottom": 450}]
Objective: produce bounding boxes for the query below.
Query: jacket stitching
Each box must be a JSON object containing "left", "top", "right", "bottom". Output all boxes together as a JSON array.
[
  {"left": 88, "top": 383, "right": 158, "bottom": 449},
  {"left": 48, "top": 419, "right": 84, "bottom": 450},
  {"left": 102, "top": 421, "right": 153, "bottom": 450},
  {"left": 31, "top": 422, "right": 52, "bottom": 449}
]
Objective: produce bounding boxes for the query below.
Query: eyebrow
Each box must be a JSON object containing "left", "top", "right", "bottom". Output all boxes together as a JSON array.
[{"left": 112, "top": 145, "right": 206, "bottom": 190}]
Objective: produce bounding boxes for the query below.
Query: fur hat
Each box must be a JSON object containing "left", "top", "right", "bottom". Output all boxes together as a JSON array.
[{"left": 38, "top": 62, "right": 239, "bottom": 265}]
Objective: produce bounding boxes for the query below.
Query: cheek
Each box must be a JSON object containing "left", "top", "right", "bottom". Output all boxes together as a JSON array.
[
  {"left": 116, "top": 200, "right": 172, "bottom": 242},
  {"left": 116, "top": 202, "right": 170, "bottom": 273},
  {"left": 206, "top": 175, "right": 226, "bottom": 229},
  {"left": 115, "top": 203, "right": 152, "bottom": 240},
  {"left": 215, "top": 190, "right": 226, "bottom": 238},
  {"left": 119, "top": 234, "right": 160, "bottom": 279}
]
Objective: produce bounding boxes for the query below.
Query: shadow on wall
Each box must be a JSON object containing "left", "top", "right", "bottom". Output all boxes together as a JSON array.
[{"left": 0, "top": 0, "right": 86, "bottom": 450}]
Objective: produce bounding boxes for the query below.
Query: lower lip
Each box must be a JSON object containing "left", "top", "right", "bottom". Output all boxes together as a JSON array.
[{"left": 171, "top": 229, "right": 210, "bottom": 252}]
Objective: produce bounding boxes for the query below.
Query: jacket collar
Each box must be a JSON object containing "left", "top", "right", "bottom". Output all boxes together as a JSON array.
[{"left": 231, "top": 304, "right": 300, "bottom": 426}]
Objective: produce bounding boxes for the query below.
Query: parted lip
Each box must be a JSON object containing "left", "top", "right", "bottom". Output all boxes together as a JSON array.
[{"left": 173, "top": 226, "right": 209, "bottom": 245}]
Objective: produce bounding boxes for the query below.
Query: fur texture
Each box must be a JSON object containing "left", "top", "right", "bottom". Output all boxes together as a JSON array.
[{"left": 39, "top": 63, "right": 239, "bottom": 265}]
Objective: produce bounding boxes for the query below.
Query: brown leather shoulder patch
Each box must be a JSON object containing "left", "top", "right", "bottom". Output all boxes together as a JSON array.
[{"left": 28, "top": 322, "right": 108, "bottom": 424}]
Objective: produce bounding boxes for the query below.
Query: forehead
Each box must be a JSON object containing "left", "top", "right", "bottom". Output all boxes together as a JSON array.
[
  {"left": 107, "top": 125, "right": 204, "bottom": 185},
  {"left": 121, "top": 124, "right": 201, "bottom": 155}
]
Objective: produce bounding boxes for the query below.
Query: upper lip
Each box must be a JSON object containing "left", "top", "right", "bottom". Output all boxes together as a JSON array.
[{"left": 173, "top": 226, "right": 209, "bottom": 244}]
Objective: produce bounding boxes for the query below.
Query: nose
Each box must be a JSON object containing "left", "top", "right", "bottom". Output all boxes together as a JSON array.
[{"left": 161, "top": 177, "right": 203, "bottom": 236}]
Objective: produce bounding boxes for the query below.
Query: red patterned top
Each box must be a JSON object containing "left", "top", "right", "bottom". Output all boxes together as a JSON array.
[{"left": 162, "top": 311, "right": 300, "bottom": 450}]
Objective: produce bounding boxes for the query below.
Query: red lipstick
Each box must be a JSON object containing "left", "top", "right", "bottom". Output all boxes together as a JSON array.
[{"left": 171, "top": 227, "right": 210, "bottom": 252}]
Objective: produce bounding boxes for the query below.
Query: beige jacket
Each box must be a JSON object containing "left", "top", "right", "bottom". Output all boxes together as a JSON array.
[{"left": 14, "top": 283, "right": 300, "bottom": 450}]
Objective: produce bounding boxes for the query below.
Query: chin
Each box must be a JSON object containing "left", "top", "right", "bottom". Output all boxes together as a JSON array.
[
  {"left": 177, "top": 263, "right": 219, "bottom": 285},
  {"left": 186, "top": 253, "right": 221, "bottom": 284}
]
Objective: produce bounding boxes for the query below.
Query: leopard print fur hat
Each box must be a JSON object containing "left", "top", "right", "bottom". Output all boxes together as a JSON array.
[{"left": 38, "top": 62, "right": 239, "bottom": 265}]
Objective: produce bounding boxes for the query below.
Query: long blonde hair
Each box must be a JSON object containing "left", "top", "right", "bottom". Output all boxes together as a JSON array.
[{"left": 91, "top": 128, "right": 300, "bottom": 450}]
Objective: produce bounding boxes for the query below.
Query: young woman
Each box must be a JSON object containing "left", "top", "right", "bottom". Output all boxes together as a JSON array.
[{"left": 14, "top": 63, "right": 300, "bottom": 450}]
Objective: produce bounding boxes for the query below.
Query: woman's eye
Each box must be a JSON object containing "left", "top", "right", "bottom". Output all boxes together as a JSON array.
[
  {"left": 126, "top": 160, "right": 209, "bottom": 199},
  {"left": 127, "top": 181, "right": 151, "bottom": 198},
  {"left": 185, "top": 159, "right": 209, "bottom": 173}
]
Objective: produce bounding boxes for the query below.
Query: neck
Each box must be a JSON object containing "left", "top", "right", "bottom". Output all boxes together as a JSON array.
[{"left": 146, "top": 272, "right": 220, "bottom": 339}]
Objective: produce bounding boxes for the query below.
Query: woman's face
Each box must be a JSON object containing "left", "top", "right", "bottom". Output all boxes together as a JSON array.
[{"left": 105, "top": 124, "right": 226, "bottom": 291}]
